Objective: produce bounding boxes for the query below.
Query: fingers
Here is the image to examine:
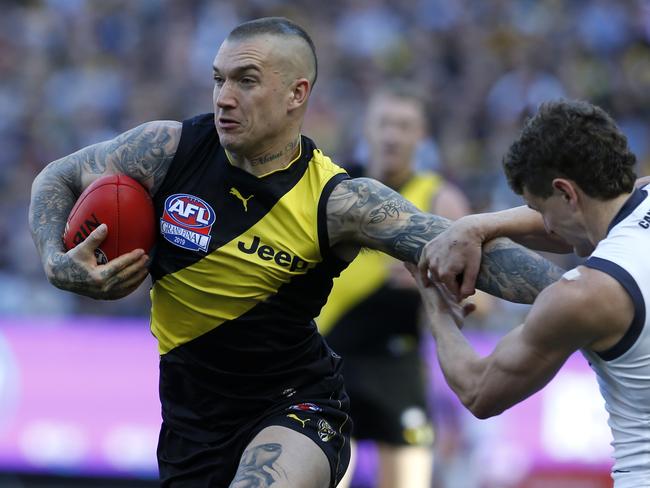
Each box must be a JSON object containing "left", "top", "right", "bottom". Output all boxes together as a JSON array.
[
  {"left": 100, "top": 252, "right": 148, "bottom": 285},
  {"left": 417, "top": 254, "right": 431, "bottom": 287},
  {"left": 99, "top": 253, "right": 149, "bottom": 299},
  {"left": 438, "top": 270, "right": 461, "bottom": 301},
  {"left": 106, "top": 266, "right": 149, "bottom": 300},
  {"left": 101, "top": 248, "right": 146, "bottom": 274},
  {"left": 432, "top": 282, "right": 465, "bottom": 326},
  {"left": 67, "top": 224, "right": 110, "bottom": 265},
  {"left": 462, "top": 302, "right": 477, "bottom": 317},
  {"left": 459, "top": 258, "right": 480, "bottom": 299},
  {"left": 54, "top": 224, "right": 149, "bottom": 299},
  {"left": 77, "top": 223, "right": 109, "bottom": 253},
  {"left": 418, "top": 240, "right": 439, "bottom": 287}
]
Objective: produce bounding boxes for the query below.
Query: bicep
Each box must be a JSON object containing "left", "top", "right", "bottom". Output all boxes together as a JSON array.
[
  {"left": 471, "top": 284, "right": 592, "bottom": 416},
  {"left": 326, "top": 177, "right": 451, "bottom": 263},
  {"left": 50, "top": 120, "right": 181, "bottom": 196},
  {"left": 472, "top": 324, "right": 570, "bottom": 416}
]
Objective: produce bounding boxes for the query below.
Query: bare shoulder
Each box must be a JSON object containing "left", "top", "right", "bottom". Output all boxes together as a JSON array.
[
  {"left": 430, "top": 181, "right": 471, "bottom": 219},
  {"left": 635, "top": 175, "right": 650, "bottom": 188},
  {"left": 524, "top": 266, "right": 634, "bottom": 351}
]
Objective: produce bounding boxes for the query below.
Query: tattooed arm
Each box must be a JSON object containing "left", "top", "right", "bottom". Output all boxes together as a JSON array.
[
  {"left": 29, "top": 120, "right": 181, "bottom": 299},
  {"left": 421, "top": 206, "right": 572, "bottom": 300},
  {"left": 327, "top": 177, "right": 564, "bottom": 304}
]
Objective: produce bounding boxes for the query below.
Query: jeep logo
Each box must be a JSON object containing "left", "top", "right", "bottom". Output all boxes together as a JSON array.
[{"left": 238, "top": 236, "right": 308, "bottom": 272}]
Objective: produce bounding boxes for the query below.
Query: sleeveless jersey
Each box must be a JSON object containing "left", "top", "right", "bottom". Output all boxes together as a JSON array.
[
  {"left": 149, "top": 113, "right": 349, "bottom": 441},
  {"left": 318, "top": 173, "right": 441, "bottom": 355},
  {"left": 578, "top": 185, "right": 650, "bottom": 487}
]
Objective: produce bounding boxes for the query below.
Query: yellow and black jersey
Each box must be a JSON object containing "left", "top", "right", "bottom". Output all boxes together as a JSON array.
[
  {"left": 318, "top": 172, "right": 442, "bottom": 357},
  {"left": 150, "top": 113, "right": 349, "bottom": 441}
]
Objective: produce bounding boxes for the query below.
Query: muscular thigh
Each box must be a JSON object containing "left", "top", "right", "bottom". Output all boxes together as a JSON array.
[{"left": 229, "top": 426, "right": 330, "bottom": 488}]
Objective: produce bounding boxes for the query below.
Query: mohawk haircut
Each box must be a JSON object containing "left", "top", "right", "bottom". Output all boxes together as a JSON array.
[{"left": 227, "top": 17, "right": 318, "bottom": 86}]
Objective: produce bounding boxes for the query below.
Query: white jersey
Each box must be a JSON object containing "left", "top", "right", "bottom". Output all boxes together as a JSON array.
[{"left": 576, "top": 185, "right": 650, "bottom": 487}]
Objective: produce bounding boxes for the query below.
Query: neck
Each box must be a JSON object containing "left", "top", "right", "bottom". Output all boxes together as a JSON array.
[
  {"left": 585, "top": 190, "right": 635, "bottom": 244},
  {"left": 227, "top": 135, "right": 301, "bottom": 176},
  {"left": 369, "top": 163, "right": 413, "bottom": 190}
]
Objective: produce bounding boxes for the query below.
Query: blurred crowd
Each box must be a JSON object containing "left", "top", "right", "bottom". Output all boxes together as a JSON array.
[{"left": 3, "top": 0, "right": 650, "bottom": 317}]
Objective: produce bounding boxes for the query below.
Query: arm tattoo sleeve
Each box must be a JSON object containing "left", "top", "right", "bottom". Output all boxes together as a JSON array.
[
  {"left": 29, "top": 120, "right": 181, "bottom": 279},
  {"left": 327, "top": 177, "right": 564, "bottom": 303}
]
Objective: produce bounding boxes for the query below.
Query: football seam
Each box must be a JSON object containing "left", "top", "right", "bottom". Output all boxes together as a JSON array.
[
  {"left": 66, "top": 181, "right": 117, "bottom": 222},
  {"left": 115, "top": 177, "right": 121, "bottom": 257}
]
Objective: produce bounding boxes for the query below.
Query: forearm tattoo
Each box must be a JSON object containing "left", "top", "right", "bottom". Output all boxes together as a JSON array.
[
  {"left": 328, "top": 178, "right": 564, "bottom": 303},
  {"left": 230, "top": 443, "right": 287, "bottom": 487},
  {"left": 475, "top": 238, "right": 564, "bottom": 303},
  {"left": 28, "top": 121, "right": 180, "bottom": 285}
]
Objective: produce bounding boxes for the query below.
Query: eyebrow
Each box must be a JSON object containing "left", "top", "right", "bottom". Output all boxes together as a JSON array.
[{"left": 212, "top": 64, "right": 262, "bottom": 74}]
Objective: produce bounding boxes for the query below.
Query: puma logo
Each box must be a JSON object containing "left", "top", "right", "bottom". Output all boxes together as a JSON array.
[
  {"left": 229, "top": 187, "right": 254, "bottom": 211},
  {"left": 286, "top": 413, "right": 310, "bottom": 428}
]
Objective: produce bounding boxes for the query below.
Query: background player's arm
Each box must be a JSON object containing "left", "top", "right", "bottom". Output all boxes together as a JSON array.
[
  {"left": 416, "top": 273, "right": 629, "bottom": 418},
  {"left": 29, "top": 120, "right": 181, "bottom": 299},
  {"left": 326, "top": 177, "right": 564, "bottom": 304}
]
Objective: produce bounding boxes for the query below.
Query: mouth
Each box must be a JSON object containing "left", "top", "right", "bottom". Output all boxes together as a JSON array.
[{"left": 217, "top": 116, "right": 240, "bottom": 131}]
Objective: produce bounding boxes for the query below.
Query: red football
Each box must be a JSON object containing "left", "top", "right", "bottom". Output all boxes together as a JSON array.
[{"left": 63, "top": 174, "right": 155, "bottom": 264}]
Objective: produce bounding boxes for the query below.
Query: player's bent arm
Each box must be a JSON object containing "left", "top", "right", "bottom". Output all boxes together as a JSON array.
[
  {"left": 457, "top": 206, "right": 572, "bottom": 253},
  {"left": 421, "top": 206, "right": 571, "bottom": 299},
  {"left": 425, "top": 278, "right": 621, "bottom": 419},
  {"left": 326, "top": 177, "right": 565, "bottom": 304},
  {"left": 477, "top": 175, "right": 650, "bottom": 249},
  {"left": 28, "top": 120, "right": 181, "bottom": 297},
  {"left": 384, "top": 181, "right": 471, "bottom": 290}
]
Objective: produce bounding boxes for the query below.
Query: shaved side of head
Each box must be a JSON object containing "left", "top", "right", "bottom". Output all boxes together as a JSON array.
[{"left": 227, "top": 17, "right": 317, "bottom": 87}]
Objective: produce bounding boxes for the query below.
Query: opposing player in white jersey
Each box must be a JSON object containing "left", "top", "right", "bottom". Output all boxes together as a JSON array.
[{"left": 414, "top": 99, "right": 650, "bottom": 488}]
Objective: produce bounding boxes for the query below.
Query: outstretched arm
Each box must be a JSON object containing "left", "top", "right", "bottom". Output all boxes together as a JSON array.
[
  {"left": 409, "top": 264, "right": 632, "bottom": 418},
  {"left": 29, "top": 120, "right": 181, "bottom": 299},
  {"left": 327, "top": 177, "right": 564, "bottom": 304},
  {"left": 421, "top": 206, "right": 571, "bottom": 300}
]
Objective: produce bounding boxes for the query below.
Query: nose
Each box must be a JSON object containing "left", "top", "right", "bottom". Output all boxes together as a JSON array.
[
  {"left": 380, "top": 123, "right": 402, "bottom": 142},
  {"left": 215, "top": 80, "right": 237, "bottom": 109}
]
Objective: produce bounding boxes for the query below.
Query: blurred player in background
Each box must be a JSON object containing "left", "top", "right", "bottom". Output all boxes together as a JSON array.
[
  {"left": 28, "top": 16, "right": 565, "bottom": 488},
  {"left": 318, "top": 82, "right": 470, "bottom": 488},
  {"left": 416, "top": 100, "right": 650, "bottom": 488}
]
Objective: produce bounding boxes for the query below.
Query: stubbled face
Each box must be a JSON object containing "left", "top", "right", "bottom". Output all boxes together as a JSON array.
[
  {"left": 523, "top": 188, "right": 595, "bottom": 257},
  {"left": 365, "top": 95, "right": 426, "bottom": 181},
  {"left": 212, "top": 35, "right": 292, "bottom": 154}
]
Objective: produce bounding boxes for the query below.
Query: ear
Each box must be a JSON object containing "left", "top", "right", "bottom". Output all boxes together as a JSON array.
[
  {"left": 288, "top": 78, "right": 310, "bottom": 111},
  {"left": 552, "top": 178, "right": 579, "bottom": 208}
]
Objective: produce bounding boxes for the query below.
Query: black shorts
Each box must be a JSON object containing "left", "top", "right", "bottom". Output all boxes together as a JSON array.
[
  {"left": 342, "top": 352, "right": 433, "bottom": 446},
  {"left": 157, "top": 385, "right": 351, "bottom": 487}
]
